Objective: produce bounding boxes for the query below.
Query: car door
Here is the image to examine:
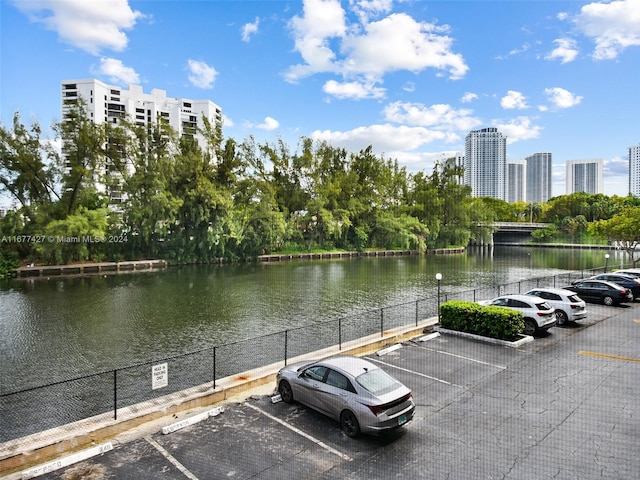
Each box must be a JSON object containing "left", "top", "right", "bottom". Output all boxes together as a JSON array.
[
  {"left": 313, "top": 368, "right": 355, "bottom": 420},
  {"left": 578, "top": 281, "right": 599, "bottom": 302},
  {"left": 296, "top": 365, "right": 327, "bottom": 409}
]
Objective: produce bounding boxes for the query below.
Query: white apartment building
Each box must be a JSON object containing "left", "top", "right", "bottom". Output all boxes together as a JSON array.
[
  {"left": 566, "top": 159, "right": 603, "bottom": 194},
  {"left": 525, "top": 152, "right": 552, "bottom": 203},
  {"left": 464, "top": 128, "right": 507, "bottom": 200},
  {"left": 629, "top": 144, "right": 640, "bottom": 196},
  {"left": 507, "top": 160, "right": 527, "bottom": 203},
  {"left": 61, "top": 79, "right": 223, "bottom": 206},
  {"left": 61, "top": 79, "right": 222, "bottom": 146}
]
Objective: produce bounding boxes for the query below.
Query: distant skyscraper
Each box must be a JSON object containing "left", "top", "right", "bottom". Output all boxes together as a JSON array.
[
  {"left": 464, "top": 128, "right": 507, "bottom": 200},
  {"left": 507, "top": 160, "right": 527, "bottom": 203},
  {"left": 566, "top": 159, "right": 603, "bottom": 194},
  {"left": 525, "top": 152, "right": 552, "bottom": 203},
  {"left": 629, "top": 144, "right": 640, "bottom": 196}
]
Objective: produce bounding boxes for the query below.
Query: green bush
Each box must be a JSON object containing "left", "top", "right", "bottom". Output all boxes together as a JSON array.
[{"left": 440, "top": 300, "right": 524, "bottom": 341}]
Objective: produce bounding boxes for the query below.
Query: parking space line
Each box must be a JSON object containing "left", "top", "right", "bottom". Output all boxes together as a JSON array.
[
  {"left": 246, "top": 403, "right": 352, "bottom": 461},
  {"left": 412, "top": 344, "right": 507, "bottom": 370},
  {"left": 145, "top": 436, "right": 200, "bottom": 480},
  {"left": 365, "top": 357, "right": 464, "bottom": 387},
  {"left": 578, "top": 351, "right": 640, "bottom": 363}
]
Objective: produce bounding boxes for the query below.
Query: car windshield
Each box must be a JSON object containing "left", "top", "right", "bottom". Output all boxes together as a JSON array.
[{"left": 356, "top": 369, "right": 401, "bottom": 396}]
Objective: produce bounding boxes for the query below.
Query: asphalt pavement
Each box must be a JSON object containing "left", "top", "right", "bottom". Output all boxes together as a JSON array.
[{"left": 6, "top": 301, "right": 640, "bottom": 480}]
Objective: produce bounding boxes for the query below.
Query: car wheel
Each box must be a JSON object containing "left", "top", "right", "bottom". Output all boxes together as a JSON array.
[
  {"left": 523, "top": 318, "right": 537, "bottom": 336},
  {"left": 279, "top": 380, "right": 294, "bottom": 404},
  {"left": 602, "top": 296, "right": 614, "bottom": 306},
  {"left": 556, "top": 310, "right": 568, "bottom": 326},
  {"left": 340, "top": 410, "right": 361, "bottom": 438}
]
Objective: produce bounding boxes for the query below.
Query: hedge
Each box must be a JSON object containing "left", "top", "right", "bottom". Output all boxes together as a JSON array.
[{"left": 439, "top": 300, "right": 524, "bottom": 341}]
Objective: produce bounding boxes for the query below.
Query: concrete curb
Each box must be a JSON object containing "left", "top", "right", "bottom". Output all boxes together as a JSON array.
[
  {"left": 433, "top": 326, "right": 534, "bottom": 347},
  {"left": 0, "top": 318, "right": 438, "bottom": 477}
]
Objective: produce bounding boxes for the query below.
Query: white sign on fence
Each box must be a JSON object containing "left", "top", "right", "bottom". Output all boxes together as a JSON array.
[{"left": 152, "top": 362, "right": 168, "bottom": 390}]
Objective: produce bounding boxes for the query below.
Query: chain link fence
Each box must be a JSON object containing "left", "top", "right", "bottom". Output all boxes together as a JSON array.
[{"left": 0, "top": 265, "right": 609, "bottom": 443}]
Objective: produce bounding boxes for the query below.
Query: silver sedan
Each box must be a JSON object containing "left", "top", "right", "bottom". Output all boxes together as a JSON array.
[{"left": 276, "top": 355, "right": 415, "bottom": 437}]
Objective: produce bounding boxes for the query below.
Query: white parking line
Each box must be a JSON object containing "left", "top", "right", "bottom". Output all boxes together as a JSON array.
[
  {"left": 415, "top": 346, "right": 507, "bottom": 370},
  {"left": 246, "top": 403, "right": 352, "bottom": 461},
  {"left": 366, "top": 357, "right": 464, "bottom": 387},
  {"left": 145, "top": 437, "right": 200, "bottom": 480}
]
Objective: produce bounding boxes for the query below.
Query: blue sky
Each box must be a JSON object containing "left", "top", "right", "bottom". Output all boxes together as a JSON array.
[{"left": 1, "top": 0, "right": 639, "bottom": 199}]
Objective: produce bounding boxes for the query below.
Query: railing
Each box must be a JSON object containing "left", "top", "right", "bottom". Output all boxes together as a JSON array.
[{"left": 0, "top": 266, "right": 610, "bottom": 443}]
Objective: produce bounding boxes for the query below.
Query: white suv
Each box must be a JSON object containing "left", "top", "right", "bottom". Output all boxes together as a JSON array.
[
  {"left": 479, "top": 294, "right": 557, "bottom": 336},
  {"left": 525, "top": 287, "right": 588, "bottom": 325}
]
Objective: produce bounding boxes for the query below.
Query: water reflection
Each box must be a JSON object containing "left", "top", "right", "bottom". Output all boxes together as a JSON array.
[{"left": 0, "top": 246, "right": 624, "bottom": 392}]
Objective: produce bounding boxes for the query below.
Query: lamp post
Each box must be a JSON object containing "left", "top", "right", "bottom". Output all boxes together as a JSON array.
[
  {"left": 436, "top": 273, "right": 442, "bottom": 321},
  {"left": 604, "top": 254, "right": 610, "bottom": 273}
]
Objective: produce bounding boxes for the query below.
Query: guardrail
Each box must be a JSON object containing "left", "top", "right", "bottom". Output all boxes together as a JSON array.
[{"left": 0, "top": 265, "right": 610, "bottom": 443}]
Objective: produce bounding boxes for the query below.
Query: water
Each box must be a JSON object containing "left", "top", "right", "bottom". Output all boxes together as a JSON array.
[{"left": 0, "top": 246, "right": 622, "bottom": 394}]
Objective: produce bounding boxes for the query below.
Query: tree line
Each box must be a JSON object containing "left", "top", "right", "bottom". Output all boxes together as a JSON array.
[{"left": 2, "top": 104, "right": 640, "bottom": 275}]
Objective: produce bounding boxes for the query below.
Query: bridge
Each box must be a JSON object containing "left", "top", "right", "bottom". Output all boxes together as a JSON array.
[{"left": 476, "top": 222, "right": 550, "bottom": 244}]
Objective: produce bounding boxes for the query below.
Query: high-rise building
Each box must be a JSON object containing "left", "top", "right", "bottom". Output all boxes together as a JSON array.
[
  {"left": 525, "top": 152, "right": 552, "bottom": 203},
  {"left": 60, "top": 79, "right": 223, "bottom": 206},
  {"left": 61, "top": 79, "right": 222, "bottom": 146},
  {"left": 464, "top": 128, "right": 507, "bottom": 200},
  {"left": 507, "top": 160, "right": 527, "bottom": 203},
  {"left": 566, "top": 159, "right": 603, "bottom": 194},
  {"left": 629, "top": 144, "right": 640, "bottom": 196}
]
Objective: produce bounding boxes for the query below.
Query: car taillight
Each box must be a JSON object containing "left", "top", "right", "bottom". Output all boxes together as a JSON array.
[
  {"left": 570, "top": 304, "right": 580, "bottom": 309},
  {"left": 367, "top": 405, "right": 384, "bottom": 415},
  {"left": 537, "top": 311, "right": 551, "bottom": 316}
]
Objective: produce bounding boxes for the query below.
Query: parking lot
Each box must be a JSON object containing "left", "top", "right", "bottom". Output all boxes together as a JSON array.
[{"left": 12, "top": 302, "right": 640, "bottom": 480}]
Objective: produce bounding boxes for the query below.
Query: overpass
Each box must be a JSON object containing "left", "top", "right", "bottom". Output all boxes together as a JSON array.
[{"left": 476, "top": 222, "right": 550, "bottom": 244}]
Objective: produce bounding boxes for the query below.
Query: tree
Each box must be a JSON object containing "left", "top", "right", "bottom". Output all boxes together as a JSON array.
[
  {"left": 590, "top": 207, "right": 640, "bottom": 266},
  {"left": 0, "top": 113, "right": 60, "bottom": 219}
]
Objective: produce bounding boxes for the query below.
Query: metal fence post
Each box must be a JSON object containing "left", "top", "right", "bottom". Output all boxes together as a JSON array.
[
  {"left": 213, "top": 346, "right": 216, "bottom": 389},
  {"left": 380, "top": 308, "right": 384, "bottom": 337},
  {"left": 339, "top": 318, "right": 343, "bottom": 350},
  {"left": 284, "top": 330, "right": 288, "bottom": 365},
  {"left": 113, "top": 369, "right": 118, "bottom": 420},
  {"left": 415, "top": 300, "right": 419, "bottom": 327}
]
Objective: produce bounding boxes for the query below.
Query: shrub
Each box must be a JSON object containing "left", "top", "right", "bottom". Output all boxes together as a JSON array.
[{"left": 440, "top": 300, "right": 524, "bottom": 341}]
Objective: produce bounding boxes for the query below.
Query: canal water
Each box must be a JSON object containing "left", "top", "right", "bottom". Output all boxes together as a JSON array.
[{"left": 0, "top": 246, "right": 623, "bottom": 394}]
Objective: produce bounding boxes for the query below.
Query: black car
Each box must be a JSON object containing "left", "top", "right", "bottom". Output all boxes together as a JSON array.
[
  {"left": 565, "top": 280, "right": 632, "bottom": 306},
  {"left": 589, "top": 273, "right": 640, "bottom": 300}
]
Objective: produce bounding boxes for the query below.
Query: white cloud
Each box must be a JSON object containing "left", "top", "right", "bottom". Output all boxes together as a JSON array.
[
  {"left": 311, "top": 124, "right": 454, "bottom": 153},
  {"left": 461, "top": 92, "right": 478, "bottom": 103},
  {"left": 257, "top": 117, "right": 280, "bottom": 131},
  {"left": 91, "top": 57, "right": 140, "bottom": 85},
  {"left": 285, "top": 1, "right": 468, "bottom": 88},
  {"left": 187, "top": 60, "right": 218, "bottom": 89},
  {"left": 383, "top": 101, "right": 481, "bottom": 131},
  {"left": 340, "top": 13, "right": 469, "bottom": 80},
  {"left": 493, "top": 117, "right": 542, "bottom": 144},
  {"left": 544, "top": 87, "right": 583, "bottom": 108},
  {"left": 241, "top": 17, "right": 260, "bottom": 42},
  {"left": 500, "top": 91, "right": 529, "bottom": 110},
  {"left": 13, "top": 0, "right": 143, "bottom": 55},
  {"left": 323, "top": 79, "right": 385, "bottom": 99},
  {"left": 545, "top": 38, "right": 579, "bottom": 63},
  {"left": 350, "top": 0, "right": 393, "bottom": 24},
  {"left": 573, "top": 0, "right": 640, "bottom": 60}
]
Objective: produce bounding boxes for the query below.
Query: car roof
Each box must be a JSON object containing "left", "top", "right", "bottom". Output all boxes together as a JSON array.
[
  {"left": 593, "top": 273, "right": 635, "bottom": 279},
  {"left": 526, "top": 287, "right": 576, "bottom": 295},
  {"left": 496, "top": 294, "right": 545, "bottom": 303},
  {"left": 318, "top": 356, "right": 379, "bottom": 377},
  {"left": 575, "top": 279, "right": 625, "bottom": 289}
]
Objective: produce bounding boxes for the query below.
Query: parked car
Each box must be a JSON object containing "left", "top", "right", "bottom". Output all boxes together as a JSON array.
[
  {"left": 276, "top": 355, "right": 415, "bottom": 437},
  {"left": 565, "top": 280, "right": 632, "bottom": 306},
  {"left": 612, "top": 268, "right": 640, "bottom": 279},
  {"left": 525, "top": 287, "right": 588, "bottom": 325},
  {"left": 588, "top": 273, "right": 640, "bottom": 299},
  {"left": 478, "top": 294, "right": 556, "bottom": 336}
]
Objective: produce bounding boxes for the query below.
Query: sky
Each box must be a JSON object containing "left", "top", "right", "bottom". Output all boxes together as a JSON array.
[{"left": 1, "top": 0, "right": 639, "bottom": 202}]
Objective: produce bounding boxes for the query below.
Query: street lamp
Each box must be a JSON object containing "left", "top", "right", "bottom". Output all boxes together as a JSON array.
[
  {"left": 604, "top": 254, "right": 610, "bottom": 273},
  {"left": 436, "top": 273, "right": 442, "bottom": 321}
]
